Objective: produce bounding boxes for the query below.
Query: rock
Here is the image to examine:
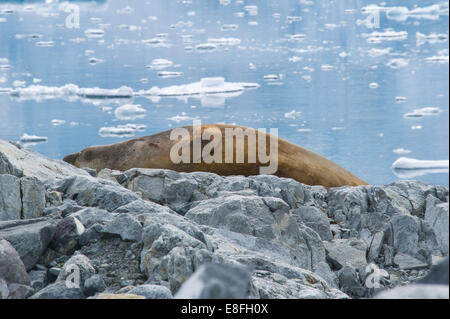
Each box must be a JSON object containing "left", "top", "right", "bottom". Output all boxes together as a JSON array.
[
  {"left": 50, "top": 216, "right": 85, "bottom": 255},
  {"left": 101, "top": 214, "right": 142, "bottom": 242},
  {"left": 113, "top": 199, "right": 174, "bottom": 215},
  {"left": 393, "top": 253, "right": 428, "bottom": 270},
  {"left": 93, "top": 293, "right": 145, "bottom": 299},
  {"left": 50, "top": 175, "right": 140, "bottom": 212},
  {"left": 128, "top": 284, "right": 173, "bottom": 299},
  {"left": 71, "top": 207, "right": 116, "bottom": 228},
  {"left": 185, "top": 195, "right": 317, "bottom": 270},
  {"left": 0, "top": 278, "right": 8, "bottom": 299},
  {"left": 83, "top": 275, "right": 106, "bottom": 296},
  {"left": 175, "top": 263, "right": 252, "bottom": 299},
  {"left": 0, "top": 239, "right": 30, "bottom": 285},
  {"left": 81, "top": 167, "right": 97, "bottom": 177},
  {"left": 45, "top": 191, "right": 63, "bottom": 208},
  {"left": 29, "top": 281, "right": 86, "bottom": 299},
  {"left": 292, "top": 206, "right": 333, "bottom": 241},
  {"left": 313, "top": 261, "right": 339, "bottom": 289},
  {"left": 324, "top": 239, "right": 368, "bottom": 271},
  {"left": 338, "top": 265, "right": 365, "bottom": 297},
  {"left": 28, "top": 270, "right": 47, "bottom": 292},
  {"left": 57, "top": 254, "right": 96, "bottom": 293},
  {"left": 367, "top": 231, "right": 384, "bottom": 262},
  {"left": 0, "top": 218, "right": 56, "bottom": 270},
  {"left": 47, "top": 267, "right": 61, "bottom": 282},
  {"left": 20, "top": 177, "right": 46, "bottom": 219},
  {"left": 384, "top": 214, "right": 420, "bottom": 257},
  {"left": 425, "top": 195, "right": 449, "bottom": 255},
  {"left": 0, "top": 174, "right": 21, "bottom": 221},
  {"left": 7, "top": 283, "right": 34, "bottom": 299},
  {"left": 374, "top": 284, "right": 449, "bottom": 299},
  {"left": 418, "top": 257, "right": 449, "bottom": 285},
  {"left": 0, "top": 139, "right": 90, "bottom": 180}
]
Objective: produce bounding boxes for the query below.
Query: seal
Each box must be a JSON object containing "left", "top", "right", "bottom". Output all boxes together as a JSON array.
[{"left": 63, "top": 124, "right": 367, "bottom": 188}]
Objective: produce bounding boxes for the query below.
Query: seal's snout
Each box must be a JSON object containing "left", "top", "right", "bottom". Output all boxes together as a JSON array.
[{"left": 63, "top": 152, "right": 79, "bottom": 166}]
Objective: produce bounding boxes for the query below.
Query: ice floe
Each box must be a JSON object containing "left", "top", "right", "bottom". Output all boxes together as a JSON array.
[
  {"left": 51, "top": 119, "right": 66, "bottom": 126},
  {"left": 20, "top": 133, "right": 48, "bottom": 144},
  {"left": 145, "top": 58, "right": 174, "bottom": 70},
  {"left": 416, "top": 32, "right": 448, "bottom": 46},
  {"left": 392, "top": 157, "right": 449, "bottom": 169},
  {"left": 84, "top": 29, "right": 105, "bottom": 38},
  {"left": 284, "top": 110, "right": 302, "bottom": 120},
  {"left": 362, "top": 30, "right": 408, "bottom": 43},
  {"left": 393, "top": 148, "right": 412, "bottom": 154},
  {"left": 386, "top": 58, "right": 409, "bottom": 69},
  {"left": 99, "top": 124, "right": 146, "bottom": 138},
  {"left": 114, "top": 104, "right": 146, "bottom": 121},
  {"left": 403, "top": 107, "right": 443, "bottom": 118},
  {"left": 424, "top": 55, "right": 449, "bottom": 63}
]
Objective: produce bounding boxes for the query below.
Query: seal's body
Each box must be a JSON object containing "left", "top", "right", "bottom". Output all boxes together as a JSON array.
[{"left": 63, "top": 124, "right": 367, "bottom": 189}]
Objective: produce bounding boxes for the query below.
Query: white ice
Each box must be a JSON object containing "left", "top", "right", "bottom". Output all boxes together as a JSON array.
[{"left": 392, "top": 157, "right": 449, "bottom": 169}]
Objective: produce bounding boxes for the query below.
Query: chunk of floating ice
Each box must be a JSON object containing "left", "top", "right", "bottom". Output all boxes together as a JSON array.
[
  {"left": 403, "top": 107, "right": 443, "bottom": 118},
  {"left": 393, "top": 167, "right": 449, "bottom": 179},
  {"left": 167, "top": 114, "right": 200, "bottom": 123},
  {"left": 416, "top": 32, "right": 448, "bottom": 46},
  {"left": 395, "top": 96, "right": 407, "bottom": 103},
  {"left": 89, "top": 57, "right": 104, "bottom": 65},
  {"left": 366, "top": 48, "right": 392, "bottom": 58},
  {"left": 136, "top": 77, "right": 259, "bottom": 97},
  {"left": 221, "top": 24, "right": 238, "bottom": 31},
  {"left": 264, "top": 74, "right": 278, "bottom": 80},
  {"left": 392, "top": 157, "right": 449, "bottom": 169},
  {"left": 15, "top": 34, "right": 43, "bottom": 40},
  {"left": 387, "top": 58, "right": 409, "bottom": 69},
  {"left": 195, "top": 43, "right": 217, "bottom": 52},
  {"left": 393, "top": 148, "right": 412, "bottom": 154},
  {"left": 114, "top": 104, "right": 146, "bottom": 121},
  {"left": 158, "top": 71, "right": 183, "bottom": 78},
  {"left": 287, "top": 16, "right": 302, "bottom": 23},
  {"left": 20, "top": 134, "right": 48, "bottom": 143},
  {"left": 84, "top": 29, "right": 105, "bottom": 38},
  {"left": 51, "top": 119, "right": 66, "bottom": 126},
  {"left": 321, "top": 64, "right": 336, "bottom": 71},
  {"left": 424, "top": 55, "right": 449, "bottom": 63},
  {"left": 297, "top": 128, "right": 312, "bottom": 132},
  {"left": 369, "top": 82, "right": 379, "bottom": 89},
  {"left": 9, "top": 84, "right": 134, "bottom": 101},
  {"left": 207, "top": 38, "right": 241, "bottom": 46},
  {"left": 146, "top": 58, "right": 174, "bottom": 70},
  {"left": 411, "top": 125, "right": 422, "bottom": 130},
  {"left": 284, "top": 110, "right": 302, "bottom": 119},
  {"left": 363, "top": 30, "right": 408, "bottom": 43},
  {"left": 13, "top": 80, "right": 26, "bottom": 88},
  {"left": 35, "top": 41, "right": 54, "bottom": 47},
  {"left": 99, "top": 124, "right": 146, "bottom": 138}
]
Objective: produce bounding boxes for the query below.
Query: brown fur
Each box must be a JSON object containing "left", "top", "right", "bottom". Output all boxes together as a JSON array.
[{"left": 63, "top": 124, "right": 367, "bottom": 189}]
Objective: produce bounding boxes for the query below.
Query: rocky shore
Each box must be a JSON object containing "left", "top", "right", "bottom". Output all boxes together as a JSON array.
[{"left": 1, "top": 139, "right": 448, "bottom": 299}]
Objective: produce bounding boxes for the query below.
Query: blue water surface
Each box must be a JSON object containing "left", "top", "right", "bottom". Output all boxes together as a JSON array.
[{"left": 0, "top": 0, "right": 448, "bottom": 186}]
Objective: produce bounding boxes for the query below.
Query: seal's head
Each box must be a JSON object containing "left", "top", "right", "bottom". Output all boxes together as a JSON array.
[{"left": 63, "top": 152, "right": 80, "bottom": 166}]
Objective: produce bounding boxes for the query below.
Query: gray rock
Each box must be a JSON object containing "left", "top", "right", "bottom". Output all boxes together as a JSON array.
[
  {"left": 101, "top": 214, "right": 142, "bottom": 242},
  {"left": 20, "top": 177, "right": 45, "bottom": 219},
  {"left": 28, "top": 270, "right": 47, "bottom": 292},
  {"left": 0, "top": 174, "right": 21, "bottom": 221},
  {"left": 0, "top": 218, "right": 56, "bottom": 270},
  {"left": 71, "top": 207, "right": 116, "bottom": 228},
  {"left": 374, "top": 284, "right": 449, "bottom": 299},
  {"left": 7, "top": 283, "right": 34, "bottom": 299},
  {"left": 113, "top": 199, "right": 174, "bottom": 215},
  {"left": 0, "top": 278, "right": 8, "bottom": 299},
  {"left": 45, "top": 191, "right": 63, "bottom": 208},
  {"left": 425, "top": 195, "right": 449, "bottom": 255},
  {"left": 83, "top": 275, "right": 106, "bottom": 296},
  {"left": 384, "top": 214, "right": 420, "bottom": 257},
  {"left": 313, "top": 261, "right": 339, "bottom": 289},
  {"left": 367, "top": 231, "right": 384, "bottom": 262},
  {"left": 185, "top": 195, "right": 318, "bottom": 270},
  {"left": 81, "top": 167, "right": 97, "bottom": 177},
  {"left": 324, "top": 239, "right": 368, "bottom": 271},
  {"left": 175, "top": 263, "right": 252, "bottom": 299},
  {"left": 0, "top": 239, "right": 30, "bottom": 285},
  {"left": 393, "top": 253, "right": 428, "bottom": 270},
  {"left": 29, "top": 281, "right": 86, "bottom": 299},
  {"left": 338, "top": 265, "right": 365, "bottom": 297},
  {"left": 128, "top": 284, "right": 173, "bottom": 299},
  {"left": 292, "top": 206, "right": 333, "bottom": 241},
  {"left": 50, "top": 216, "right": 85, "bottom": 255},
  {"left": 0, "top": 139, "right": 90, "bottom": 180},
  {"left": 57, "top": 254, "right": 96, "bottom": 292},
  {"left": 50, "top": 175, "right": 140, "bottom": 212}
]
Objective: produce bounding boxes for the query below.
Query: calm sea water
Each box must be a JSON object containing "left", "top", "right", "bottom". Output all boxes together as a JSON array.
[{"left": 0, "top": 0, "right": 448, "bottom": 186}]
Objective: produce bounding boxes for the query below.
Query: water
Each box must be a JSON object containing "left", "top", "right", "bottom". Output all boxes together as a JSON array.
[{"left": 0, "top": 0, "right": 448, "bottom": 186}]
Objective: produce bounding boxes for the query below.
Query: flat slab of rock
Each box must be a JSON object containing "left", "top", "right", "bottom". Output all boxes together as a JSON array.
[
  {"left": 1, "top": 139, "right": 89, "bottom": 181},
  {"left": 324, "top": 239, "right": 368, "bottom": 271},
  {"left": 0, "top": 218, "right": 56, "bottom": 270}
]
